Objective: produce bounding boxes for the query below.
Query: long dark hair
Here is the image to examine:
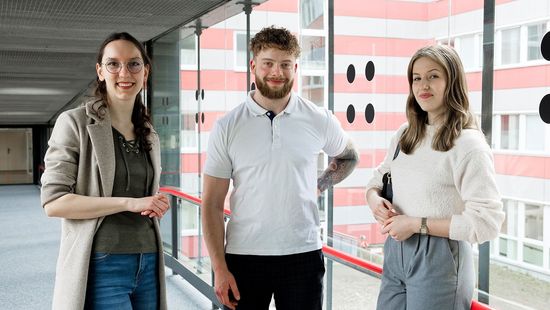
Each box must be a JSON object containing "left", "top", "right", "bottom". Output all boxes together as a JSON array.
[
  {"left": 400, "top": 45, "right": 478, "bottom": 154},
  {"left": 93, "top": 32, "right": 153, "bottom": 151}
]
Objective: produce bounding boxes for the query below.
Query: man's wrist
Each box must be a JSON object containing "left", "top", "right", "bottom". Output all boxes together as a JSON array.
[
  {"left": 212, "top": 259, "right": 229, "bottom": 274},
  {"left": 317, "top": 178, "right": 329, "bottom": 192}
]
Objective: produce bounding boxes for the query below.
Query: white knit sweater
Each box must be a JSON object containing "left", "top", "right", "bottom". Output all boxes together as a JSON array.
[{"left": 367, "top": 123, "right": 505, "bottom": 244}]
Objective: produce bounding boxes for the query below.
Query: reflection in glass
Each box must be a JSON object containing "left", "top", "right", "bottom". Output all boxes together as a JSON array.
[
  {"left": 181, "top": 113, "right": 197, "bottom": 150},
  {"left": 500, "top": 114, "right": 519, "bottom": 150},
  {"left": 523, "top": 243, "right": 543, "bottom": 267},
  {"left": 180, "top": 35, "right": 196, "bottom": 66},
  {"left": 301, "top": 0, "right": 324, "bottom": 29},
  {"left": 152, "top": 32, "right": 180, "bottom": 188},
  {"left": 527, "top": 23, "right": 547, "bottom": 61},
  {"left": 178, "top": 200, "right": 212, "bottom": 281},
  {"left": 301, "top": 35, "right": 325, "bottom": 70},
  {"left": 235, "top": 32, "right": 255, "bottom": 69},
  {"left": 499, "top": 237, "right": 517, "bottom": 260},
  {"left": 524, "top": 204, "right": 543, "bottom": 241},
  {"left": 302, "top": 75, "right": 324, "bottom": 106}
]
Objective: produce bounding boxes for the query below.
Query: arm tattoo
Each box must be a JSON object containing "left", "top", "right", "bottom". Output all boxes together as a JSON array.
[{"left": 317, "top": 141, "right": 359, "bottom": 192}]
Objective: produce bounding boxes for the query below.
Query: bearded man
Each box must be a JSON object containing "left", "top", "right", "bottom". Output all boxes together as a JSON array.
[{"left": 202, "top": 26, "right": 359, "bottom": 310}]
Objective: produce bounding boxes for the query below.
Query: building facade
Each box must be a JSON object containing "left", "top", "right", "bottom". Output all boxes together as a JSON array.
[{"left": 151, "top": 0, "right": 550, "bottom": 306}]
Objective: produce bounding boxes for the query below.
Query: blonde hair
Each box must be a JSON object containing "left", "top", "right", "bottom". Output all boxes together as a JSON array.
[{"left": 400, "top": 45, "right": 478, "bottom": 154}]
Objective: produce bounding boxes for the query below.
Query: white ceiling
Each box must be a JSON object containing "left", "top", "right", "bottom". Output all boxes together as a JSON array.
[{"left": 0, "top": 0, "right": 260, "bottom": 125}]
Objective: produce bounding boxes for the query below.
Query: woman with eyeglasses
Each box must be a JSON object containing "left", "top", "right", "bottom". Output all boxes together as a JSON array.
[{"left": 41, "top": 32, "right": 169, "bottom": 310}]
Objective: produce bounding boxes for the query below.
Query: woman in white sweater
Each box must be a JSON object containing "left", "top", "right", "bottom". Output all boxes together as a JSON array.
[{"left": 366, "top": 45, "right": 504, "bottom": 310}]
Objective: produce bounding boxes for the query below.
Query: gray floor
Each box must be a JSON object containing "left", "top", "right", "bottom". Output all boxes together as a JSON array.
[
  {"left": 8, "top": 184, "right": 546, "bottom": 310},
  {"left": 0, "top": 185, "right": 213, "bottom": 310}
]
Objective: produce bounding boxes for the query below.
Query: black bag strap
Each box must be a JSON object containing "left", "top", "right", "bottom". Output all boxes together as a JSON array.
[{"left": 392, "top": 144, "right": 400, "bottom": 161}]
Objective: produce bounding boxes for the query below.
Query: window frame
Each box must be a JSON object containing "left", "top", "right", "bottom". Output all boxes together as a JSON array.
[
  {"left": 492, "top": 112, "right": 548, "bottom": 154},
  {"left": 526, "top": 22, "right": 548, "bottom": 62},
  {"left": 492, "top": 198, "right": 550, "bottom": 272},
  {"left": 494, "top": 20, "right": 550, "bottom": 69},
  {"left": 299, "top": 0, "right": 325, "bottom": 30},
  {"left": 454, "top": 33, "right": 483, "bottom": 71}
]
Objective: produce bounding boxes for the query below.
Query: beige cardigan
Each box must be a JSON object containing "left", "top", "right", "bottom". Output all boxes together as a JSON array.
[{"left": 41, "top": 100, "right": 167, "bottom": 310}]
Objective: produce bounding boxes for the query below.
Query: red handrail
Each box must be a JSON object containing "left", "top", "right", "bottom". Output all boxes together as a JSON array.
[
  {"left": 159, "top": 186, "right": 202, "bottom": 205},
  {"left": 471, "top": 301, "right": 494, "bottom": 310},
  {"left": 159, "top": 186, "right": 495, "bottom": 310},
  {"left": 322, "top": 244, "right": 383, "bottom": 275}
]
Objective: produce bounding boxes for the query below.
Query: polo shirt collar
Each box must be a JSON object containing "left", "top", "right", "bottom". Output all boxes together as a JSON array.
[{"left": 246, "top": 90, "right": 298, "bottom": 116}]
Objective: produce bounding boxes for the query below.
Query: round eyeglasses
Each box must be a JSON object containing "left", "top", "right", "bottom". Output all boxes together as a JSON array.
[{"left": 102, "top": 60, "right": 144, "bottom": 74}]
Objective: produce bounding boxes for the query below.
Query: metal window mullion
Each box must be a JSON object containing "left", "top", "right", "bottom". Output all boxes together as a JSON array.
[
  {"left": 518, "top": 114, "right": 526, "bottom": 151},
  {"left": 520, "top": 25, "right": 528, "bottom": 63},
  {"left": 145, "top": 41, "right": 153, "bottom": 109},
  {"left": 194, "top": 22, "right": 205, "bottom": 278},
  {"left": 518, "top": 202, "right": 526, "bottom": 264},
  {"left": 478, "top": 0, "right": 496, "bottom": 304},
  {"left": 326, "top": 0, "right": 334, "bottom": 309},
  {"left": 243, "top": 2, "right": 254, "bottom": 92}
]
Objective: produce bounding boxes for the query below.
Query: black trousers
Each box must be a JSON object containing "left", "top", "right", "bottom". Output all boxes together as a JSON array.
[{"left": 224, "top": 249, "right": 325, "bottom": 310}]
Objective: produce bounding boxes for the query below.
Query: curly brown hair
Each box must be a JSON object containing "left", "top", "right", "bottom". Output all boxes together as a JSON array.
[
  {"left": 250, "top": 26, "right": 301, "bottom": 58},
  {"left": 93, "top": 32, "right": 152, "bottom": 151}
]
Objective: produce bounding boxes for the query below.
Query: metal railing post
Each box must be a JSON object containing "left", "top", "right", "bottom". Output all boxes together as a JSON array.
[
  {"left": 171, "top": 195, "right": 179, "bottom": 275},
  {"left": 197, "top": 205, "right": 204, "bottom": 274}
]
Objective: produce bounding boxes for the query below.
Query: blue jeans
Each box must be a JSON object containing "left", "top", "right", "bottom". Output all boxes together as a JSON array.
[{"left": 84, "top": 253, "right": 159, "bottom": 310}]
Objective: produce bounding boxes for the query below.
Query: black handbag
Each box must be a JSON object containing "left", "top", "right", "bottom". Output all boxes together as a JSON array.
[{"left": 381, "top": 144, "right": 400, "bottom": 203}]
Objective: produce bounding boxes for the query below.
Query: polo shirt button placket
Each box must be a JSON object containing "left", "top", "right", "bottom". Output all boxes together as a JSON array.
[{"left": 272, "top": 118, "right": 281, "bottom": 148}]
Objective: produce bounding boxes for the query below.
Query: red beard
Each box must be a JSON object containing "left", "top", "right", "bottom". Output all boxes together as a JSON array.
[{"left": 254, "top": 75, "right": 294, "bottom": 99}]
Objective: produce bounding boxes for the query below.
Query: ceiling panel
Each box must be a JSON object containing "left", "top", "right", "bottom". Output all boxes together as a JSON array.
[{"left": 0, "top": 0, "right": 260, "bottom": 125}]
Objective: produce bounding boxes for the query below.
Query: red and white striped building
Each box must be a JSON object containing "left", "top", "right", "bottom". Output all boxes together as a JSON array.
[{"left": 175, "top": 0, "right": 550, "bottom": 278}]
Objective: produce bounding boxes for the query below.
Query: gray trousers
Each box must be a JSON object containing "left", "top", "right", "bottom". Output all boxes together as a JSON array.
[{"left": 376, "top": 234, "right": 474, "bottom": 310}]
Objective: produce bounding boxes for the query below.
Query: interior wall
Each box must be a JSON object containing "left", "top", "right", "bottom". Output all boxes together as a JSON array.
[{"left": 0, "top": 128, "right": 33, "bottom": 184}]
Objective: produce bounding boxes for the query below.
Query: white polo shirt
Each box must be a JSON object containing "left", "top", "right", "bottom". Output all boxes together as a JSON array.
[{"left": 204, "top": 91, "right": 348, "bottom": 255}]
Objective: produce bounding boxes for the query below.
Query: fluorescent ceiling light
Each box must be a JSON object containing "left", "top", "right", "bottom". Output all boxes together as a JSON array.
[
  {"left": 0, "top": 112, "right": 51, "bottom": 115},
  {"left": 0, "top": 88, "right": 69, "bottom": 95}
]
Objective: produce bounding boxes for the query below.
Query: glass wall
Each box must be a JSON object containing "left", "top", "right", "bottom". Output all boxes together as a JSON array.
[
  {"left": 151, "top": 31, "right": 181, "bottom": 188},
  {"left": 150, "top": 0, "right": 550, "bottom": 308},
  {"left": 150, "top": 30, "right": 182, "bottom": 249},
  {"left": 492, "top": 1, "right": 550, "bottom": 308}
]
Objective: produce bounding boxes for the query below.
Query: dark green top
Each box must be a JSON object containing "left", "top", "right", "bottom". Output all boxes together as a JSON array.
[{"left": 92, "top": 128, "right": 157, "bottom": 253}]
